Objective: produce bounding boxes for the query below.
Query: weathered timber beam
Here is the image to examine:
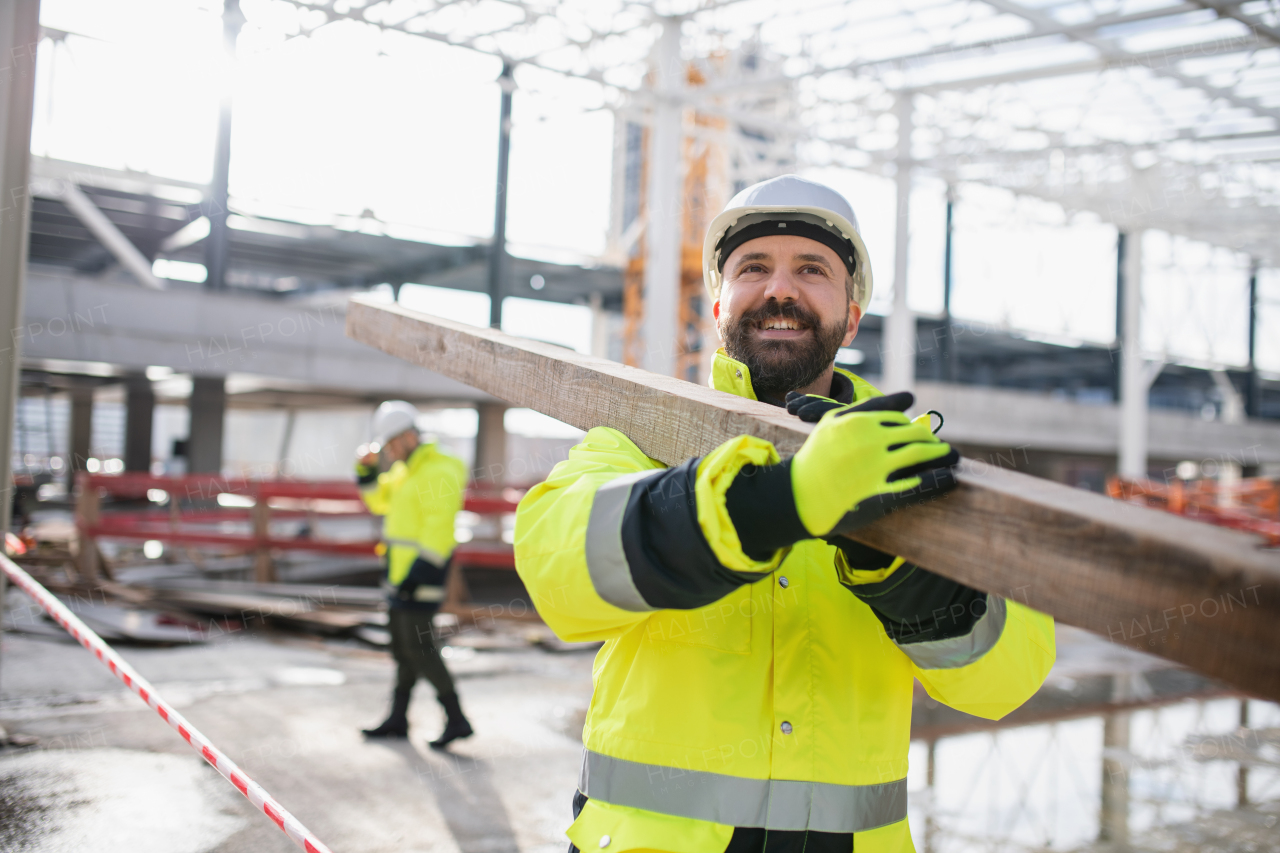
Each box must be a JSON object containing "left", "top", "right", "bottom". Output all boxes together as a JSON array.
[{"left": 346, "top": 295, "right": 1280, "bottom": 700}]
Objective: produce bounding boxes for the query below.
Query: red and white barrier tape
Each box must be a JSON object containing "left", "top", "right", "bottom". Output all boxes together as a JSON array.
[{"left": 1, "top": 555, "right": 334, "bottom": 853}]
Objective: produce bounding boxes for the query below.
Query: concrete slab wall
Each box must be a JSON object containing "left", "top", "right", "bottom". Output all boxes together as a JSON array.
[
  {"left": 915, "top": 380, "right": 1280, "bottom": 465},
  {"left": 19, "top": 269, "right": 493, "bottom": 402}
]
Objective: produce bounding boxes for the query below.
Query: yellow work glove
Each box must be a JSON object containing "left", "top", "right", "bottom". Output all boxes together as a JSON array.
[{"left": 789, "top": 391, "right": 958, "bottom": 537}]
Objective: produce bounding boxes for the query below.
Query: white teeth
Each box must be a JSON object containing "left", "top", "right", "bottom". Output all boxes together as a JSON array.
[{"left": 761, "top": 320, "right": 799, "bottom": 330}]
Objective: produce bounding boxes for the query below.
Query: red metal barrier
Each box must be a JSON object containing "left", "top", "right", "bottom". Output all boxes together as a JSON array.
[
  {"left": 75, "top": 473, "right": 521, "bottom": 582},
  {"left": 1107, "top": 475, "right": 1280, "bottom": 547},
  {"left": 78, "top": 472, "right": 522, "bottom": 509}
]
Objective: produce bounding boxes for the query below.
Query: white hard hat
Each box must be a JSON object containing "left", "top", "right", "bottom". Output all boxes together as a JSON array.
[
  {"left": 702, "top": 175, "right": 873, "bottom": 312},
  {"left": 372, "top": 401, "right": 420, "bottom": 445}
]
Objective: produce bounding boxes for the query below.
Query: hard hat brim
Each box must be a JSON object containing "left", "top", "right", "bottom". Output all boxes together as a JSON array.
[{"left": 702, "top": 204, "right": 873, "bottom": 313}]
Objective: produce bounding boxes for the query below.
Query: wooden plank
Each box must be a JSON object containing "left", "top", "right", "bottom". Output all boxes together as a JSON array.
[{"left": 345, "top": 295, "right": 1280, "bottom": 700}]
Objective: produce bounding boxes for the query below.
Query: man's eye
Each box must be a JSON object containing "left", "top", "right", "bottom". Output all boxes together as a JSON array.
[{"left": 801, "top": 266, "right": 825, "bottom": 276}]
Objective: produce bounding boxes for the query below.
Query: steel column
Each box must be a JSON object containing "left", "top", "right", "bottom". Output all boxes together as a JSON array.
[
  {"left": 940, "top": 186, "right": 956, "bottom": 383},
  {"left": 1118, "top": 230, "right": 1150, "bottom": 478},
  {"left": 1245, "top": 260, "right": 1259, "bottom": 418},
  {"left": 67, "top": 383, "right": 92, "bottom": 485},
  {"left": 124, "top": 373, "right": 155, "bottom": 472},
  {"left": 488, "top": 61, "right": 514, "bottom": 329},
  {"left": 1111, "top": 231, "right": 1126, "bottom": 402},
  {"left": 188, "top": 376, "right": 226, "bottom": 474},
  {"left": 205, "top": 0, "right": 243, "bottom": 291}
]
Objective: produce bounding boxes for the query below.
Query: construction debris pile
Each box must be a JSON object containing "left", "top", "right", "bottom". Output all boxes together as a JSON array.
[{"left": 1108, "top": 475, "right": 1280, "bottom": 547}]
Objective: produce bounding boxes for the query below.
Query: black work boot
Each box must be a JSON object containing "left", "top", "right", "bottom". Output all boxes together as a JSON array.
[
  {"left": 362, "top": 686, "right": 412, "bottom": 738},
  {"left": 429, "top": 692, "right": 474, "bottom": 749}
]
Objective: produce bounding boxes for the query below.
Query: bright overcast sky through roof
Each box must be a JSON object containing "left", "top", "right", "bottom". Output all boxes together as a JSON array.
[
  {"left": 31, "top": 0, "right": 1280, "bottom": 372},
  {"left": 34, "top": 0, "right": 615, "bottom": 263}
]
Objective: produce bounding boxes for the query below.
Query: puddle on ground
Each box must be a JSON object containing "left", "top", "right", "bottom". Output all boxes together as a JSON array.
[
  {"left": 906, "top": 696, "right": 1280, "bottom": 852},
  {"left": 0, "top": 747, "right": 245, "bottom": 853}
]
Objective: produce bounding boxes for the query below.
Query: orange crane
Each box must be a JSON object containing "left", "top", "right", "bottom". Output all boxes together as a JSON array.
[{"left": 623, "top": 60, "right": 731, "bottom": 383}]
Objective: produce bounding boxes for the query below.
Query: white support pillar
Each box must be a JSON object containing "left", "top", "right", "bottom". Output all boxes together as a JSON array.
[
  {"left": 1099, "top": 674, "right": 1134, "bottom": 845},
  {"left": 1210, "top": 369, "right": 1245, "bottom": 504},
  {"left": 882, "top": 93, "right": 915, "bottom": 394},
  {"left": 589, "top": 291, "right": 609, "bottom": 359},
  {"left": 67, "top": 383, "right": 93, "bottom": 486},
  {"left": 0, "top": 0, "right": 40, "bottom": 539},
  {"left": 1118, "top": 229, "right": 1154, "bottom": 478},
  {"left": 640, "top": 15, "right": 684, "bottom": 377},
  {"left": 475, "top": 402, "right": 507, "bottom": 488}
]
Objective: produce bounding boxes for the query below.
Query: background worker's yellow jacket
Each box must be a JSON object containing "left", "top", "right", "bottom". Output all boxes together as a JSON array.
[
  {"left": 514, "top": 351, "right": 1056, "bottom": 853},
  {"left": 358, "top": 441, "right": 466, "bottom": 587}
]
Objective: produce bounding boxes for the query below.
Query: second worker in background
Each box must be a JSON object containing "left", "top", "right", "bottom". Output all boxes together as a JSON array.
[{"left": 357, "top": 400, "right": 474, "bottom": 749}]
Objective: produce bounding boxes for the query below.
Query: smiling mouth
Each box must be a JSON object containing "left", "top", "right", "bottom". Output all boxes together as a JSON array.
[{"left": 756, "top": 318, "right": 810, "bottom": 333}]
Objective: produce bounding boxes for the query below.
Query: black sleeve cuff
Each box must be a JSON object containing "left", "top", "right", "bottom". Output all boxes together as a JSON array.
[
  {"left": 829, "top": 538, "right": 987, "bottom": 643},
  {"left": 356, "top": 464, "right": 379, "bottom": 486},
  {"left": 723, "top": 460, "right": 810, "bottom": 561},
  {"left": 620, "top": 459, "right": 771, "bottom": 610}
]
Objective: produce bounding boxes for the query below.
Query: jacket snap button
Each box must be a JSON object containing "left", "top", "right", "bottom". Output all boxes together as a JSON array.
[
  {"left": 735, "top": 370, "right": 742, "bottom": 378},
  {"left": 780, "top": 721, "right": 793, "bottom": 735},
  {"left": 778, "top": 576, "right": 789, "bottom": 588},
  {"left": 599, "top": 835, "right": 611, "bottom": 848}
]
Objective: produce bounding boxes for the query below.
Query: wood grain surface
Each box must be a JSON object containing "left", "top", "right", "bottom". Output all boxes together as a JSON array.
[{"left": 347, "top": 295, "right": 1280, "bottom": 699}]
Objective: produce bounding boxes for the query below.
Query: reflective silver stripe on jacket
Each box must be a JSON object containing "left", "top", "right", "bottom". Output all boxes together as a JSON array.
[
  {"left": 578, "top": 749, "right": 906, "bottom": 833},
  {"left": 382, "top": 537, "right": 447, "bottom": 568},
  {"left": 583, "top": 470, "right": 663, "bottom": 613},
  {"left": 897, "top": 595, "right": 1007, "bottom": 670}
]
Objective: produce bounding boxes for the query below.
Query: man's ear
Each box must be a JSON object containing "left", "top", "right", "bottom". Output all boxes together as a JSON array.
[
  {"left": 842, "top": 300, "right": 862, "bottom": 347},
  {"left": 712, "top": 299, "right": 726, "bottom": 345}
]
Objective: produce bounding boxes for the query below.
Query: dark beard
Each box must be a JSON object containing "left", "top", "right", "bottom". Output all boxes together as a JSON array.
[{"left": 720, "top": 300, "right": 848, "bottom": 404}]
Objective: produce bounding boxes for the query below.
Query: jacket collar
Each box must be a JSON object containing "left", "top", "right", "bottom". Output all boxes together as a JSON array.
[
  {"left": 405, "top": 440, "right": 438, "bottom": 472},
  {"left": 709, "top": 349, "right": 880, "bottom": 407}
]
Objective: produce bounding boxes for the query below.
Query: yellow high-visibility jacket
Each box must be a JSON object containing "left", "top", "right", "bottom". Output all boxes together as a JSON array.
[
  {"left": 514, "top": 350, "right": 1056, "bottom": 852},
  {"left": 357, "top": 441, "right": 467, "bottom": 587}
]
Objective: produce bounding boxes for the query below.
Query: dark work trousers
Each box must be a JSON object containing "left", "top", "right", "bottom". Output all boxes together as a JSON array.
[{"left": 389, "top": 608, "right": 457, "bottom": 698}]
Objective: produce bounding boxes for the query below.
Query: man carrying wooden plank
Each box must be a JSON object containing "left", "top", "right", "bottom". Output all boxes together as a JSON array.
[
  {"left": 515, "top": 176, "right": 1056, "bottom": 852},
  {"left": 357, "top": 400, "right": 474, "bottom": 748}
]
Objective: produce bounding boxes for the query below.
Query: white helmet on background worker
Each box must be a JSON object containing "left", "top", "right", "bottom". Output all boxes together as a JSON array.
[
  {"left": 372, "top": 401, "right": 420, "bottom": 445},
  {"left": 702, "top": 175, "right": 874, "bottom": 313}
]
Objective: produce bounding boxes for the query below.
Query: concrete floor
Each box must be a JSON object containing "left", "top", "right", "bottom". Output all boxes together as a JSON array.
[
  {"left": 0, "top": 608, "right": 594, "bottom": 853},
  {"left": 2, "top": 589, "right": 1277, "bottom": 853}
]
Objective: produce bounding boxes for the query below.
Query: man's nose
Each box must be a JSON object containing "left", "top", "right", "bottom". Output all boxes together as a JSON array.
[{"left": 761, "top": 269, "right": 800, "bottom": 302}]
